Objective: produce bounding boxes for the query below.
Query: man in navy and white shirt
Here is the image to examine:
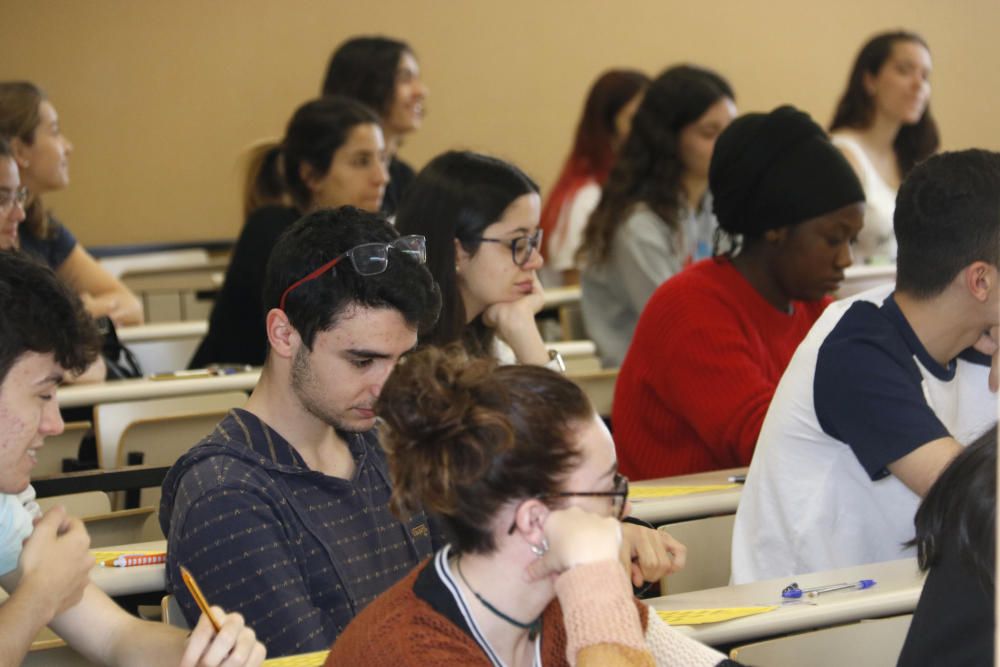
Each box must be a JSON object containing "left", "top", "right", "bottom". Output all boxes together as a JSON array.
[{"left": 731, "top": 150, "right": 1000, "bottom": 583}]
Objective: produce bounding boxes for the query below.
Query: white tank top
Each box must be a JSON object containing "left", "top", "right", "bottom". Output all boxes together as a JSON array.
[{"left": 831, "top": 133, "right": 898, "bottom": 264}]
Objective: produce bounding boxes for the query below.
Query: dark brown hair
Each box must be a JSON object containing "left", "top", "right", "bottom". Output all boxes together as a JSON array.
[
  {"left": 829, "top": 31, "right": 939, "bottom": 178},
  {"left": 377, "top": 346, "right": 592, "bottom": 553},
  {"left": 0, "top": 82, "right": 49, "bottom": 239},
  {"left": 242, "top": 96, "right": 381, "bottom": 215},
  {"left": 578, "top": 65, "right": 733, "bottom": 266}
]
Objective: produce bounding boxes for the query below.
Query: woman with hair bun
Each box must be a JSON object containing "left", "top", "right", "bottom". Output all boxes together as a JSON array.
[
  {"left": 578, "top": 65, "right": 736, "bottom": 367},
  {"left": 829, "top": 31, "right": 938, "bottom": 264},
  {"left": 190, "top": 96, "right": 388, "bottom": 368},
  {"left": 540, "top": 69, "right": 649, "bottom": 285},
  {"left": 325, "top": 346, "right": 737, "bottom": 667},
  {"left": 614, "top": 105, "right": 865, "bottom": 479}
]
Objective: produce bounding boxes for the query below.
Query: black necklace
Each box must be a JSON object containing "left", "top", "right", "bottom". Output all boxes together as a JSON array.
[{"left": 456, "top": 556, "right": 543, "bottom": 641}]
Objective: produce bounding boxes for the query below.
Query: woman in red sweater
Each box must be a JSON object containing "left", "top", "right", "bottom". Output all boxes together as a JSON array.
[
  {"left": 326, "top": 347, "right": 735, "bottom": 666},
  {"left": 613, "top": 105, "right": 866, "bottom": 479}
]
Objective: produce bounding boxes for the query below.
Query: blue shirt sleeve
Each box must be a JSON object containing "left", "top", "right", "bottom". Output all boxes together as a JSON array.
[
  {"left": 19, "top": 215, "right": 78, "bottom": 270},
  {"left": 814, "top": 304, "right": 950, "bottom": 480}
]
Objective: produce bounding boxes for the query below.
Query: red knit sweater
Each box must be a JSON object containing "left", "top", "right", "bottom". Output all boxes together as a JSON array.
[{"left": 613, "top": 257, "right": 830, "bottom": 479}]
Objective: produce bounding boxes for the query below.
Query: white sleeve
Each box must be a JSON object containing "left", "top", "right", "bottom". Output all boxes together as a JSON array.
[
  {"left": 550, "top": 183, "right": 601, "bottom": 272},
  {"left": 643, "top": 604, "right": 726, "bottom": 667}
]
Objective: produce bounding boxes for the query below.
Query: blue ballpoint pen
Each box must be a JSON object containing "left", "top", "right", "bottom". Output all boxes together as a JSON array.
[{"left": 781, "top": 579, "right": 876, "bottom": 599}]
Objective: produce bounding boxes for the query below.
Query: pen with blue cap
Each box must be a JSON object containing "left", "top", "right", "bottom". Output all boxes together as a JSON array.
[{"left": 781, "top": 579, "right": 876, "bottom": 599}]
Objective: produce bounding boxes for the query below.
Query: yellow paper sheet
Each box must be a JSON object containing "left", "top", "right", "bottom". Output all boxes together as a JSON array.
[
  {"left": 91, "top": 550, "right": 163, "bottom": 564},
  {"left": 628, "top": 484, "right": 739, "bottom": 500},
  {"left": 657, "top": 606, "right": 777, "bottom": 625},
  {"left": 263, "top": 651, "right": 329, "bottom": 667}
]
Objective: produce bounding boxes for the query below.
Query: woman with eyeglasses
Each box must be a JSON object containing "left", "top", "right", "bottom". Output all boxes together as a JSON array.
[
  {"left": 394, "top": 150, "right": 556, "bottom": 368},
  {"left": 325, "top": 347, "right": 735, "bottom": 667},
  {"left": 578, "top": 66, "right": 736, "bottom": 368},
  {"left": 0, "top": 81, "right": 143, "bottom": 327},
  {"left": 190, "top": 96, "right": 389, "bottom": 369}
]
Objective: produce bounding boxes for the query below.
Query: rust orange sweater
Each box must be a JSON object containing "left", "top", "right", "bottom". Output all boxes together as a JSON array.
[{"left": 614, "top": 258, "right": 829, "bottom": 479}]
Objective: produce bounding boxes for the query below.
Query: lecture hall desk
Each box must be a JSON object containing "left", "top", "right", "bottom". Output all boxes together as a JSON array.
[
  {"left": 629, "top": 467, "right": 747, "bottom": 525},
  {"left": 58, "top": 369, "right": 262, "bottom": 409},
  {"left": 650, "top": 557, "right": 925, "bottom": 646},
  {"left": 90, "top": 540, "right": 168, "bottom": 597}
]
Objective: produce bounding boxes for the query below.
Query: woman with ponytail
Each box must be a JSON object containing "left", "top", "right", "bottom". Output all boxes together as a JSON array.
[
  {"left": 190, "top": 96, "right": 388, "bottom": 368},
  {"left": 326, "top": 346, "right": 738, "bottom": 667}
]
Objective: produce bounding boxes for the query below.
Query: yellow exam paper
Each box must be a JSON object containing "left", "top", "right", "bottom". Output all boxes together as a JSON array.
[
  {"left": 263, "top": 650, "right": 330, "bottom": 667},
  {"left": 658, "top": 606, "right": 777, "bottom": 625},
  {"left": 91, "top": 550, "right": 162, "bottom": 564},
  {"left": 629, "top": 484, "right": 738, "bottom": 500}
]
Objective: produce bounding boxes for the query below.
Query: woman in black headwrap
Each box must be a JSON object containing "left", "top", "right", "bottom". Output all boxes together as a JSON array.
[{"left": 613, "top": 105, "right": 865, "bottom": 480}]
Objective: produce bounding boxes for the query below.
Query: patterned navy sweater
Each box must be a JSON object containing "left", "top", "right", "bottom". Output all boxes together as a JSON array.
[{"left": 159, "top": 409, "right": 435, "bottom": 657}]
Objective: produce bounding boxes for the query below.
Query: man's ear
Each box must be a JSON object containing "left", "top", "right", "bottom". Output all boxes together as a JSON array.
[
  {"left": 265, "top": 308, "right": 299, "bottom": 359},
  {"left": 964, "top": 261, "right": 997, "bottom": 303}
]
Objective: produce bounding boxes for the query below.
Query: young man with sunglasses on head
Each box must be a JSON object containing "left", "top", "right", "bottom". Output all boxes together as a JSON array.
[
  {"left": 160, "top": 208, "right": 442, "bottom": 658},
  {"left": 0, "top": 252, "right": 264, "bottom": 667}
]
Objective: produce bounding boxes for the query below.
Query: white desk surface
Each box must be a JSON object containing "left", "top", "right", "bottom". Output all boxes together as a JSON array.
[
  {"left": 542, "top": 285, "right": 581, "bottom": 309},
  {"left": 650, "top": 557, "right": 924, "bottom": 646},
  {"left": 629, "top": 467, "right": 746, "bottom": 524},
  {"left": 90, "top": 540, "right": 167, "bottom": 597},
  {"left": 59, "top": 369, "right": 260, "bottom": 408},
  {"left": 118, "top": 320, "right": 208, "bottom": 343}
]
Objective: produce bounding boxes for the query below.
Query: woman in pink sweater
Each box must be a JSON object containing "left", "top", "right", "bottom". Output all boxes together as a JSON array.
[
  {"left": 326, "top": 347, "right": 734, "bottom": 667},
  {"left": 614, "top": 106, "right": 865, "bottom": 479}
]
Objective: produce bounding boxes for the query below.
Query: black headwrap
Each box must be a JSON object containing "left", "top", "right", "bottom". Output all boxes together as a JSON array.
[{"left": 709, "top": 105, "right": 865, "bottom": 237}]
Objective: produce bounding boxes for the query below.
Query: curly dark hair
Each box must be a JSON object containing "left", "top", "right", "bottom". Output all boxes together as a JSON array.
[
  {"left": 829, "top": 31, "right": 939, "bottom": 178},
  {"left": 377, "top": 345, "right": 591, "bottom": 554},
  {"left": 578, "top": 65, "right": 733, "bottom": 266},
  {"left": 321, "top": 36, "right": 412, "bottom": 117},
  {"left": 263, "top": 206, "right": 441, "bottom": 350},
  {"left": 0, "top": 251, "right": 101, "bottom": 384}
]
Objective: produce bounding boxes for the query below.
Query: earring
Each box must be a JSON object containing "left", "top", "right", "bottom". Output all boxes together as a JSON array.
[{"left": 529, "top": 538, "right": 549, "bottom": 557}]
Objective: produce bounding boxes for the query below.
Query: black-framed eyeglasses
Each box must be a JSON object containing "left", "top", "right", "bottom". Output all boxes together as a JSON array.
[
  {"left": 507, "top": 473, "right": 629, "bottom": 535},
  {"left": 278, "top": 234, "right": 426, "bottom": 311},
  {"left": 0, "top": 187, "right": 28, "bottom": 213},
  {"left": 476, "top": 228, "right": 543, "bottom": 267}
]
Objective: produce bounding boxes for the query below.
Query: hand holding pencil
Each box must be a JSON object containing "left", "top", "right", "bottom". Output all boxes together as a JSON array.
[{"left": 179, "top": 566, "right": 266, "bottom": 667}]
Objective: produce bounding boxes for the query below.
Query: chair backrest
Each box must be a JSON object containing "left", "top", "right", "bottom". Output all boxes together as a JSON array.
[
  {"left": 94, "top": 391, "right": 247, "bottom": 469},
  {"left": 83, "top": 506, "right": 162, "bottom": 547},
  {"left": 567, "top": 368, "right": 618, "bottom": 417},
  {"left": 117, "top": 411, "right": 238, "bottom": 508},
  {"left": 729, "top": 614, "right": 914, "bottom": 667},
  {"left": 162, "top": 594, "right": 192, "bottom": 630},
  {"left": 37, "top": 491, "right": 111, "bottom": 518},
  {"left": 32, "top": 421, "right": 91, "bottom": 478},
  {"left": 658, "top": 514, "right": 736, "bottom": 595}
]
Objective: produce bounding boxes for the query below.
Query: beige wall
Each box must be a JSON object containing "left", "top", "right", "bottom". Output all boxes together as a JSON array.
[{"left": 2, "top": 0, "right": 998, "bottom": 246}]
